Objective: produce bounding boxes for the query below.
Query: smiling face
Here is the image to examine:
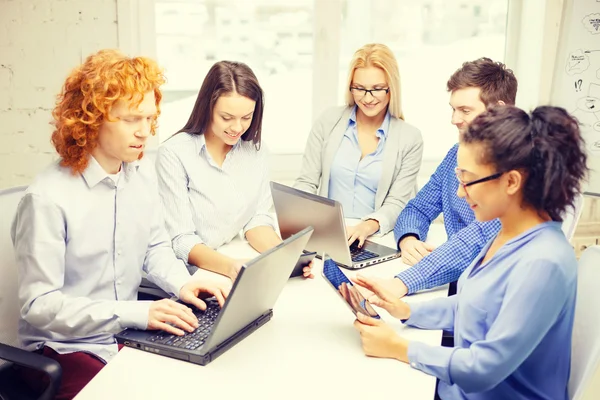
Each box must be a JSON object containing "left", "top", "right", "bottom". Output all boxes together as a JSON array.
[
  {"left": 94, "top": 90, "right": 157, "bottom": 173},
  {"left": 350, "top": 66, "right": 390, "bottom": 119},
  {"left": 456, "top": 141, "right": 524, "bottom": 222},
  {"left": 449, "top": 87, "right": 488, "bottom": 136},
  {"left": 208, "top": 92, "right": 256, "bottom": 147}
]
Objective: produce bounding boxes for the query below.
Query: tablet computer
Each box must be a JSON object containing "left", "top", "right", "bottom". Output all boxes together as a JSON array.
[
  {"left": 290, "top": 251, "right": 317, "bottom": 278},
  {"left": 321, "top": 255, "right": 380, "bottom": 319}
]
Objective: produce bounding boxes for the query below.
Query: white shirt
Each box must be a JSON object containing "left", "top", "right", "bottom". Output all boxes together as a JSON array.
[
  {"left": 11, "top": 156, "right": 192, "bottom": 363},
  {"left": 108, "top": 169, "right": 121, "bottom": 185},
  {"left": 155, "top": 132, "right": 275, "bottom": 261}
]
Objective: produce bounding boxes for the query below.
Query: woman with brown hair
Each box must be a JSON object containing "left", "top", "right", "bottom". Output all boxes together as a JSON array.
[
  {"left": 156, "top": 61, "right": 313, "bottom": 280},
  {"left": 353, "top": 105, "right": 587, "bottom": 400}
]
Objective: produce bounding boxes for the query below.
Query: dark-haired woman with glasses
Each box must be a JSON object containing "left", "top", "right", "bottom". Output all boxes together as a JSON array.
[
  {"left": 352, "top": 105, "right": 587, "bottom": 400},
  {"left": 294, "top": 43, "right": 423, "bottom": 247},
  {"left": 156, "top": 61, "right": 313, "bottom": 281}
]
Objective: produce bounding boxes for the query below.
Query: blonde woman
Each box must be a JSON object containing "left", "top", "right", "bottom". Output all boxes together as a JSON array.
[{"left": 294, "top": 43, "right": 423, "bottom": 246}]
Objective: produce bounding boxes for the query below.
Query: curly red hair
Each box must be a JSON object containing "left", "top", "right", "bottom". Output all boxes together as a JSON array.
[{"left": 51, "top": 49, "right": 166, "bottom": 174}]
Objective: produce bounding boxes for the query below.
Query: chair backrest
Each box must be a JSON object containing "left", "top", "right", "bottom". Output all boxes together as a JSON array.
[
  {"left": 562, "top": 193, "right": 585, "bottom": 241},
  {"left": 0, "top": 186, "right": 27, "bottom": 351},
  {"left": 569, "top": 245, "right": 600, "bottom": 399}
]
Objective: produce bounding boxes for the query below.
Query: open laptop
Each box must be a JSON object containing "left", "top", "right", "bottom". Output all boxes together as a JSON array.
[
  {"left": 270, "top": 182, "right": 400, "bottom": 270},
  {"left": 115, "top": 226, "right": 313, "bottom": 366}
]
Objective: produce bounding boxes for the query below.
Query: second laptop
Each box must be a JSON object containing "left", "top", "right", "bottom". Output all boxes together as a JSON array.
[{"left": 271, "top": 182, "right": 400, "bottom": 269}]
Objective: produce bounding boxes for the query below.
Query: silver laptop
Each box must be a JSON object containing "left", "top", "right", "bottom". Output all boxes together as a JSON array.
[
  {"left": 116, "top": 226, "right": 313, "bottom": 365},
  {"left": 270, "top": 182, "right": 400, "bottom": 269}
]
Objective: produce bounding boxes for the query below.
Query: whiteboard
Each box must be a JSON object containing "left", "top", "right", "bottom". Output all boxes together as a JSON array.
[{"left": 550, "top": 0, "right": 600, "bottom": 195}]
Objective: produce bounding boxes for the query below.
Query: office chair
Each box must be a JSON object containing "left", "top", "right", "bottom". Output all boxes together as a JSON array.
[
  {"left": 138, "top": 277, "right": 171, "bottom": 300},
  {"left": 569, "top": 245, "right": 600, "bottom": 399},
  {"left": 0, "top": 186, "right": 62, "bottom": 400}
]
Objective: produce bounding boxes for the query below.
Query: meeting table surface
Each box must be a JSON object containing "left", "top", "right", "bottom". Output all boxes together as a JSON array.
[{"left": 76, "top": 223, "right": 449, "bottom": 400}]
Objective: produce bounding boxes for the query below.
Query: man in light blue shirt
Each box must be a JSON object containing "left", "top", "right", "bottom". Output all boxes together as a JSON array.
[{"left": 12, "top": 49, "right": 228, "bottom": 399}]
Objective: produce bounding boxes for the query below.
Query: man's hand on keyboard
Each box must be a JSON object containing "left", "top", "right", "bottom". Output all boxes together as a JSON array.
[
  {"left": 147, "top": 299, "right": 200, "bottom": 336},
  {"left": 179, "top": 279, "right": 230, "bottom": 311}
]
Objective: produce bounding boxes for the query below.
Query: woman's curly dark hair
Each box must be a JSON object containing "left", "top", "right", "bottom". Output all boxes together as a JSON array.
[
  {"left": 51, "top": 49, "right": 165, "bottom": 174},
  {"left": 462, "top": 105, "right": 588, "bottom": 221}
]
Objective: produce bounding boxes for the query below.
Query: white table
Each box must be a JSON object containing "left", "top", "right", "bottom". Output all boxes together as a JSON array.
[{"left": 76, "top": 224, "right": 448, "bottom": 400}]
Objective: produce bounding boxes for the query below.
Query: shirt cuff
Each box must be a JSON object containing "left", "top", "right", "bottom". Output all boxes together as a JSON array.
[
  {"left": 394, "top": 226, "right": 422, "bottom": 249},
  {"left": 395, "top": 265, "right": 427, "bottom": 294},
  {"left": 402, "top": 301, "right": 425, "bottom": 325},
  {"left": 162, "top": 264, "right": 193, "bottom": 298},
  {"left": 408, "top": 341, "right": 455, "bottom": 384},
  {"left": 172, "top": 234, "right": 204, "bottom": 262},
  {"left": 361, "top": 214, "right": 385, "bottom": 235},
  {"left": 115, "top": 301, "right": 152, "bottom": 330}
]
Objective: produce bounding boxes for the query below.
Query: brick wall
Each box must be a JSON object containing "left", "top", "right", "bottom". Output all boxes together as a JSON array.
[{"left": 0, "top": 0, "right": 119, "bottom": 189}]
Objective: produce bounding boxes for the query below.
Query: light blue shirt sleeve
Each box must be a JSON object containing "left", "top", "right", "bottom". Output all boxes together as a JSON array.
[
  {"left": 142, "top": 188, "right": 195, "bottom": 298},
  {"left": 407, "top": 259, "right": 571, "bottom": 393},
  {"left": 404, "top": 295, "right": 457, "bottom": 332}
]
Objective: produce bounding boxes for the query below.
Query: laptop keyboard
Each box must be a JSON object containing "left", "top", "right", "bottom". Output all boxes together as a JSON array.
[
  {"left": 146, "top": 301, "right": 221, "bottom": 351},
  {"left": 349, "top": 243, "right": 379, "bottom": 262}
]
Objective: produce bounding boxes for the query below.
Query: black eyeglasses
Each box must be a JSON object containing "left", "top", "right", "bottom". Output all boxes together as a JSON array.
[
  {"left": 349, "top": 87, "right": 389, "bottom": 99},
  {"left": 455, "top": 167, "right": 504, "bottom": 189}
]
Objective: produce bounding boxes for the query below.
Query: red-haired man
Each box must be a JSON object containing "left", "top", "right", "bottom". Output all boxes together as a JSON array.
[{"left": 12, "top": 49, "right": 228, "bottom": 399}]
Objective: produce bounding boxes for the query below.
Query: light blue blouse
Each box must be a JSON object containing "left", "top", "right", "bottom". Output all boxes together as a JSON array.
[
  {"left": 406, "top": 221, "right": 576, "bottom": 399},
  {"left": 328, "top": 107, "right": 390, "bottom": 218}
]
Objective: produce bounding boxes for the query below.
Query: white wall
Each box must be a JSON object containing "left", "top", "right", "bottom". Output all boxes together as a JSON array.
[
  {"left": 0, "top": 0, "right": 574, "bottom": 190},
  {"left": 0, "top": 0, "right": 119, "bottom": 188},
  {"left": 506, "top": 0, "right": 565, "bottom": 111},
  {"left": 0, "top": 0, "right": 441, "bottom": 189}
]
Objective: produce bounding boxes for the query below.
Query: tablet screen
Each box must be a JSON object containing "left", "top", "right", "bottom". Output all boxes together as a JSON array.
[{"left": 322, "top": 258, "right": 380, "bottom": 319}]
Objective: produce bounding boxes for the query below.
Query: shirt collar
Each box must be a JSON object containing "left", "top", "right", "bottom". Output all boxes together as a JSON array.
[
  {"left": 196, "top": 133, "right": 207, "bottom": 155},
  {"left": 378, "top": 111, "right": 391, "bottom": 139},
  {"left": 347, "top": 106, "right": 391, "bottom": 139},
  {"left": 348, "top": 106, "right": 358, "bottom": 126},
  {"left": 81, "top": 156, "right": 139, "bottom": 188},
  {"left": 195, "top": 133, "right": 242, "bottom": 157}
]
